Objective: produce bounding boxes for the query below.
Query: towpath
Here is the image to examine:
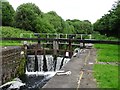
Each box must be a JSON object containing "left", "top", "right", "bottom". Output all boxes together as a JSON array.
[{"left": 43, "top": 48, "right": 97, "bottom": 88}]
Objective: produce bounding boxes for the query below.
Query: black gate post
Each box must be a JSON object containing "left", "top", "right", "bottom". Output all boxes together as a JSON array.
[
  {"left": 43, "top": 48, "right": 48, "bottom": 71},
  {"left": 34, "top": 50, "right": 39, "bottom": 72},
  {"left": 68, "top": 35, "right": 72, "bottom": 58}
]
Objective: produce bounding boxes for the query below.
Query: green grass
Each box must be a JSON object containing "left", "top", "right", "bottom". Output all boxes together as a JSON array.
[
  {"left": 94, "top": 44, "right": 119, "bottom": 62},
  {"left": 0, "top": 42, "right": 22, "bottom": 46},
  {"left": 94, "top": 64, "right": 118, "bottom": 88},
  {"left": 94, "top": 44, "right": 119, "bottom": 89}
]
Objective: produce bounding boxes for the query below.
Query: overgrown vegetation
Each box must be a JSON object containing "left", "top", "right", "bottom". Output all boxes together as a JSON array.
[
  {"left": 16, "top": 57, "right": 26, "bottom": 77},
  {"left": 94, "top": 44, "right": 119, "bottom": 88},
  {"left": 93, "top": 0, "right": 120, "bottom": 38},
  {"left": 1, "top": 26, "right": 33, "bottom": 38},
  {"left": 1, "top": 26, "right": 34, "bottom": 46}
]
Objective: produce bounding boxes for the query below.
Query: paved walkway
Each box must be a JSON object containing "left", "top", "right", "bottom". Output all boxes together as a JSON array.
[{"left": 43, "top": 48, "right": 97, "bottom": 88}]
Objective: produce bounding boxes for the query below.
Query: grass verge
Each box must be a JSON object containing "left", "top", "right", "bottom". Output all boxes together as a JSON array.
[
  {"left": 94, "top": 44, "right": 119, "bottom": 88},
  {"left": 94, "top": 64, "right": 118, "bottom": 88},
  {"left": 94, "top": 44, "right": 119, "bottom": 62}
]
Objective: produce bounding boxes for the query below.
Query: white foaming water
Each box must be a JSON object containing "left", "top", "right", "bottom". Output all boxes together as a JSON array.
[{"left": 0, "top": 78, "right": 25, "bottom": 89}]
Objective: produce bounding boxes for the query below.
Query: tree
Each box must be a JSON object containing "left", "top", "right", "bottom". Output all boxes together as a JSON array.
[
  {"left": 14, "top": 3, "right": 42, "bottom": 32},
  {"left": 34, "top": 16, "right": 55, "bottom": 33},
  {"left": 66, "top": 19, "right": 92, "bottom": 34},
  {"left": 43, "top": 11, "right": 65, "bottom": 33},
  {"left": 93, "top": 0, "right": 120, "bottom": 38},
  {"left": 2, "top": 1, "right": 15, "bottom": 26},
  {"left": 63, "top": 21, "right": 74, "bottom": 34}
]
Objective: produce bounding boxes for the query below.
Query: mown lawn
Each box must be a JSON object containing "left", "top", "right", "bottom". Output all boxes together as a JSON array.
[
  {"left": 94, "top": 44, "right": 119, "bottom": 89},
  {"left": 94, "top": 44, "right": 119, "bottom": 62},
  {"left": 94, "top": 64, "right": 118, "bottom": 88}
]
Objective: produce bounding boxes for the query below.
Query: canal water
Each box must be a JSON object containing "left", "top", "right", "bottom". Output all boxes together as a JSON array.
[{"left": 19, "top": 55, "right": 70, "bottom": 90}]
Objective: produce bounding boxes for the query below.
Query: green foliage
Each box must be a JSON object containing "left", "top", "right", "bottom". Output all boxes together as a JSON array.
[
  {"left": 94, "top": 64, "right": 118, "bottom": 88},
  {"left": 34, "top": 15, "right": 55, "bottom": 33},
  {"left": 1, "top": 26, "right": 33, "bottom": 45},
  {"left": 92, "top": 31, "right": 118, "bottom": 40},
  {"left": 94, "top": 44, "right": 119, "bottom": 62},
  {"left": 1, "top": 1, "right": 93, "bottom": 34},
  {"left": 93, "top": 0, "right": 120, "bottom": 38},
  {"left": 66, "top": 19, "right": 93, "bottom": 34},
  {"left": 1, "top": 26, "right": 32, "bottom": 38},
  {"left": 63, "top": 21, "right": 74, "bottom": 34},
  {"left": 43, "top": 11, "right": 65, "bottom": 33},
  {"left": 34, "top": 11, "right": 73, "bottom": 34},
  {"left": 14, "top": 3, "right": 42, "bottom": 32},
  {"left": 2, "top": 1, "right": 15, "bottom": 26},
  {"left": 16, "top": 57, "right": 26, "bottom": 77}
]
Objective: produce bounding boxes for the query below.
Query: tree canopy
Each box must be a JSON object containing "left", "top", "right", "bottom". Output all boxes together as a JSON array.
[
  {"left": 2, "top": 1, "right": 93, "bottom": 35},
  {"left": 14, "top": 3, "right": 42, "bottom": 32},
  {"left": 66, "top": 19, "right": 92, "bottom": 34},
  {"left": 2, "top": 1, "right": 15, "bottom": 26},
  {"left": 93, "top": 0, "right": 120, "bottom": 38}
]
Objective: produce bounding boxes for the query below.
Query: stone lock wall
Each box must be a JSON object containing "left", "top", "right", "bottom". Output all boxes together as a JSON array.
[{"left": 1, "top": 46, "right": 25, "bottom": 85}]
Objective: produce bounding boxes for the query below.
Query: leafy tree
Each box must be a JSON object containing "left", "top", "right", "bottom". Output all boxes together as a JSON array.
[
  {"left": 93, "top": 0, "right": 120, "bottom": 38},
  {"left": 14, "top": 3, "right": 42, "bottom": 32},
  {"left": 43, "top": 11, "right": 65, "bottom": 33},
  {"left": 66, "top": 19, "right": 92, "bottom": 34},
  {"left": 2, "top": 1, "right": 15, "bottom": 26},
  {"left": 63, "top": 21, "right": 74, "bottom": 34},
  {"left": 34, "top": 16, "right": 55, "bottom": 33}
]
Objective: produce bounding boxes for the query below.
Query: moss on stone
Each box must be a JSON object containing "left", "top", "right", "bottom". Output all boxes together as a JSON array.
[{"left": 16, "top": 57, "right": 26, "bottom": 77}]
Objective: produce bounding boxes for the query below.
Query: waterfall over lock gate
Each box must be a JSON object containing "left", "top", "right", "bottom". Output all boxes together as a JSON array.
[
  {"left": 23, "top": 55, "right": 71, "bottom": 89},
  {"left": 26, "top": 55, "right": 70, "bottom": 72}
]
